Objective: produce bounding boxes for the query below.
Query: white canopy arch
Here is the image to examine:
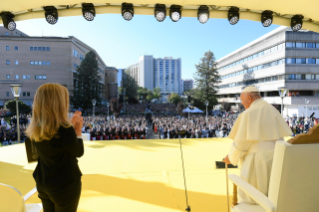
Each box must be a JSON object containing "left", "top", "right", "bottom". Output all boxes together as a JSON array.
[{"left": 0, "top": 0, "right": 319, "bottom": 32}]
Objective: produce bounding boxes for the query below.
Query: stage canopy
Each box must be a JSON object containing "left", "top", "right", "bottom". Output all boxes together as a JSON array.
[{"left": 0, "top": 0, "right": 319, "bottom": 32}]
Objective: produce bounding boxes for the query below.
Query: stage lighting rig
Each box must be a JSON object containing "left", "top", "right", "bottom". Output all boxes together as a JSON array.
[
  {"left": 122, "top": 3, "right": 134, "bottom": 21},
  {"left": 291, "top": 15, "right": 304, "bottom": 31},
  {"left": 197, "top": 5, "right": 209, "bottom": 24},
  {"left": 44, "top": 6, "right": 58, "bottom": 25},
  {"left": 261, "top": 10, "right": 273, "bottom": 27},
  {"left": 82, "top": 3, "right": 95, "bottom": 21},
  {"left": 154, "top": 4, "right": 166, "bottom": 22},
  {"left": 0, "top": 12, "right": 16, "bottom": 31},
  {"left": 170, "top": 5, "right": 182, "bottom": 22},
  {"left": 228, "top": 7, "right": 239, "bottom": 25}
]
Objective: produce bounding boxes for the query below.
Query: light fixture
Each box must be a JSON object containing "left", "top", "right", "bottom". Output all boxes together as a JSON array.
[
  {"left": 0, "top": 12, "right": 16, "bottom": 31},
  {"left": 43, "top": 6, "right": 58, "bottom": 25},
  {"left": 82, "top": 3, "right": 95, "bottom": 21},
  {"left": 291, "top": 15, "right": 304, "bottom": 32},
  {"left": 10, "top": 84, "right": 22, "bottom": 143},
  {"left": 154, "top": 4, "right": 166, "bottom": 22},
  {"left": 228, "top": 7, "right": 239, "bottom": 25},
  {"left": 122, "top": 3, "right": 134, "bottom": 21},
  {"left": 278, "top": 87, "right": 287, "bottom": 116},
  {"left": 198, "top": 5, "right": 209, "bottom": 24},
  {"left": 261, "top": 10, "right": 273, "bottom": 27},
  {"left": 169, "top": 5, "right": 182, "bottom": 22}
]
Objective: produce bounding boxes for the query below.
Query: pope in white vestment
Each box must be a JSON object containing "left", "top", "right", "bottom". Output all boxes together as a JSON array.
[{"left": 223, "top": 86, "right": 292, "bottom": 204}]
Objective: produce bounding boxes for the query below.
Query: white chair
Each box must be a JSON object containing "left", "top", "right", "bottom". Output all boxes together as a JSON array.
[
  {"left": 229, "top": 141, "right": 319, "bottom": 212},
  {"left": 0, "top": 184, "right": 43, "bottom": 212}
]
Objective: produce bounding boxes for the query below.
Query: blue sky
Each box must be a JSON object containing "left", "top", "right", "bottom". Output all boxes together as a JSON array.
[{"left": 12, "top": 14, "right": 279, "bottom": 80}]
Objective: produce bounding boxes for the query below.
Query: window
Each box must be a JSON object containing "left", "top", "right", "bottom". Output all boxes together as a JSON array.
[
  {"left": 6, "top": 75, "right": 10, "bottom": 79},
  {"left": 296, "top": 74, "right": 301, "bottom": 80},
  {"left": 296, "top": 42, "right": 305, "bottom": 48},
  {"left": 43, "top": 75, "right": 46, "bottom": 80},
  {"left": 42, "top": 47, "right": 45, "bottom": 51},
  {"left": 47, "top": 61, "right": 50, "bottom": 65},
  {"left": 311, "top": 74, "right": 316, "bottom": 80},
  {"left": 73, "top": 63, "right": 78, "bottom": 68},
  {"left": 39, "top": 61, "right": 42, "bottom": 65},
  {"left": 35, "top": 75, "right": 38, "bottom": 79},
  {"left": 15, "top": 60, "right": 18, "bottom": 65},
  {"left": 27, "top": 92, "right": 30, "bottom": 97},
  {"left": 306, "top": 58, "right": 316, "bottom": 64},
  {"left": 30, "top": 47, "right": 33, "bottom": 51},
  {"left": 38, "top": 47, "right": 41, "bottom": 51},
  {"left": 43, "top": 61, "right": 46, "bottom": 65},
  {"left": 306, "top": 74, "right": 311, "bottom": 80},
  {"left": 6, "top": 91, "right": 10, "bottom": 97},
  {"left": 27, "top": 75, "right": 30, "bottom": 79},
  {"left": 316, "top": 59, "right": 319, "bottom": 64},
  {"left": 23, "top": 92, "right": 26, "bottom": 97},
  {"left": 39, "top": 75, "right": 43, "bottom": 80},
  {"left": 301, "top": 74, "right": 306, "bottom": 80},
  {"left": 23, "top": 75, "right": 26, "bottom": 79},
  {"left": 15, "top": 75, "right": 19, "bottom": 79},
  {"left": 6, "top": 60, "right": 10, "bottom": 65},
  {"left": 306, "top": 43, "right": 315, "bottom": 48},
  {"left": 46, "top": 47, "right": 50, "bottom": 51},
  {"left": 30, "top": 61, "right": 34, "bottom": 65},
  {"left": 6, "top": 32, "right": 9, "bottom": 36},
  {"left": 6, "top": 46, "right": 10, "bottom": 50},
  {"left": 35, "top": 61, "right": 38, "bottom": 65},
  {"left": 15, "top": 46, "right": 18, "bottom": 50},
  {"left": 34, "top": 47, "right": 38, "bottom": 51},
  {"left": 296, "top": 58, "right": 306, "bottom": 64},
  {"left": 316, "top": 75, "right": 319, "bottom": 80},
  {"left": 316, "top": 43, "right": 319, "bottom": 49}
]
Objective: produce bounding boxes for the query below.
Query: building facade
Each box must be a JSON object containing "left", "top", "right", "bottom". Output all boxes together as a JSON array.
[
  {"left": 182, "top": 79, "right": 194, "bottom": 93},
  {"left": 216, "top": 26, "right": 319, "bottom": 117},
  {"left": 127, "top": 55, "right": 182, "bottom": 95},
  {"left": 104, "top": 66, "right": 118, "bottom": 100},
  {"left": 0, "top": 27, "right": 117, "bottom": 107}
]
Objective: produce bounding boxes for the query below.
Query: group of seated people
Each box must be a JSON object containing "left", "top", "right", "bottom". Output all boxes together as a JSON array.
[
  {"left": 82, "top": 116, "right": 149, "bottom": 140},
  {"left": 152, "top": 115, "right": 236, "bottom": 139}
]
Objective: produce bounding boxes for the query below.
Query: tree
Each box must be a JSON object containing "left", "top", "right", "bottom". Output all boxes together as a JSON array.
[
  {"left": 5, "top": 100, "right": 31, "bottom": 114},
  {"left": 176, "top": 101, "right": 185, "bottom": 115},
  {"left": 168, "top": 92, "right": 182, "bottom": 105},
  {"left": 190, "top": 50, "right": 220, "bottom": 110},
  {"left": 152, "top": 87, "right": 162, "bottom": 100},
  {"left": 71, "top": 51, "right": 103, "bottom": 111},
  {"left": 137, "top": 86, "right": 149, "bottom": 101},
  {"left": 122, "top": 70, "right": 138, "bottom": 100},
  {"left": 110, "top": 98, "right": 122, "bottom": 117}
]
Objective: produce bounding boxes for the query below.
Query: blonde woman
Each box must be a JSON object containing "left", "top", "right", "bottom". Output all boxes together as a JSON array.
[{"left": 26, "top": 83, "right": 84, "bottom": 212}]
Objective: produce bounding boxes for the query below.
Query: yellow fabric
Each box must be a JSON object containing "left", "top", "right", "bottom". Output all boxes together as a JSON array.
[
  {"left": 0, "top": 138, "right": 239, "bottom": 212},
  {"left": 0, "top": 1, "right": 319, "bottom": 33},
  {"left": 228, "top": 99, "right": 292, "bottom": 142}
]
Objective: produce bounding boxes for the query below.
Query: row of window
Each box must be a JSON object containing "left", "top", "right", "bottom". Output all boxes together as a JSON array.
[
  {"left": 6, "top": 46, "right": 19, "bottom": 51},
  {"left": 286, "top": 58, "right": 319, "bottom": 64},
  {"left": 221, "top": 59, "right": 285, "bottom": 80},
  {"left": 286, "top": 42, "right": 319, "bottom": 48},
  {"left": 30, "top": 61, "right": 51, "bottom": 65},
  {"left": 219, "top": 74, "right": 319, "bottom": 89},
  {"left": 218, "top": 43, "right": 285, "bottom": 72},
  {"left": 73, "top": 49, "right": 84, "bottom": 61},
  {"left": 30, "top": 47, "right": 50, "bottom": 51},
  {"left": 5, "top": 91, "right": 31, "bottom": 97},
  {"left": 6, "top": 75, "right": 46, "bottom": 80}
]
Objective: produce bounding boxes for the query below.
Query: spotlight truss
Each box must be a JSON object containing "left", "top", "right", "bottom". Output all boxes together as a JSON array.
[
  {"left": 198, "top": 5, "right": 209, "bottom": 24},
  {"left": 261, "top": 10, "right": 273, "bottom": 27},
  {"left": 82, "top": 3, "right": 95, "bottom": 21},
  {"left": 0, "top": 12, "right": 16, "bottom": 31},
  {"left": 154, "top": 4, "right": 166, "bottom": 22},
  {"left": 228, "top": 7, "right": 240, "bottom": 25},
  {"left": 122, "top": 3, "right": 134, "bottom": 21},
  {"left": 43, "top": 6, "right": 58, "bottom": 25},
  {"left": 291, "top": 15, "right": 304, "bottom": 32},
  {"left": 170, "top": 5, "right": 182, "bottom": 22}
]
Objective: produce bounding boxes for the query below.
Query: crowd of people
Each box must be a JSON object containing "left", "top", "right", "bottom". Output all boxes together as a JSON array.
[
  {"left": 82, "top": 115, "right": 150, "bottom": 140},
  {"left": 0, "top": 108, "right": 11, "bottom": 117},
  {"left": 125, "top": 103, "right": 176, "bottom": 114},
  {"left": 0, "top": 114, "right": 30, "bottom": 146},
  {"left": 286, "top": 114, "right": 318, "bottom": 136}
]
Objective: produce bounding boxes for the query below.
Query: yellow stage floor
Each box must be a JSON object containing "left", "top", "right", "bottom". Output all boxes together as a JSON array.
[{"left": 0, "top": 138, "right": 239, "bottom": 212}]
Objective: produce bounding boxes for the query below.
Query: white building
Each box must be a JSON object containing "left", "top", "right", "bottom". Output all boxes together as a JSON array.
[
  {"left": 128, "top": 55, "right": 182, "bottom": 96},
  {"left": 217, "top": 26, "right": 319, "bottom": 117}
]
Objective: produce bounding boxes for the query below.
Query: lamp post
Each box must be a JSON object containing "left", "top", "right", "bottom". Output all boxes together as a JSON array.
[
  {"left": 305, "top": 99, "right": 309, "bottom": 117},
  {"left": 278, "top": 87, "right": 287, "bottom": 116},
  {"left": 107, "top": 102, "right": 110, "bottom": 122},
  {"left": 187, "top": 102, "right": 190, "bottom": 122},
  {"left": 92, "top": 99, "right": 96, "bottom": 121},
  {"left": 10, "top": 84, "right": 21, "bottom": 143},
  {"left": 205, "top": 100, "right": 209, "bottom": 126}
]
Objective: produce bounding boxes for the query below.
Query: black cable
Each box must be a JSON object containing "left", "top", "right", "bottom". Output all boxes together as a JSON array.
[{"left": 178, "top": 135, "right": 191, "bottom": 212}]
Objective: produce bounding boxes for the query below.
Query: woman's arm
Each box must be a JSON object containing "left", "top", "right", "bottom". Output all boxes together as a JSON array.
[{"left": 61, "top": 126, "right": 84, "bottom": 158}]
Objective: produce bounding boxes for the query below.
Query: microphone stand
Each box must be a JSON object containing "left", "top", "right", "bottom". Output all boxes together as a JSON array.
[{"left": 178, "top": 132, "right": 191, "bottom": 212}]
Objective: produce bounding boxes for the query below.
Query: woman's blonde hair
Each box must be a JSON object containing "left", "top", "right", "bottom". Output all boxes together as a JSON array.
[{"left": 26, "top": 83, "right": 72, "bottom": 142}]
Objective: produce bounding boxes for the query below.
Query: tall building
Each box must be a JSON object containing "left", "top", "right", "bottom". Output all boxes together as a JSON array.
[
  {"left": 105, "top": 67, "right": 118, "bottom": 100},
  {"left": 182, "top": 79, "right": 194, "bottom": 93},
  {"left": 0, "top": 27, "right": 117, "bottom": 107},
  {"left": 216, "top": 26, "right": 319, "bottom": 117},
  {"left": 127, "top": 55, "right": 182, "bottom": 95}
]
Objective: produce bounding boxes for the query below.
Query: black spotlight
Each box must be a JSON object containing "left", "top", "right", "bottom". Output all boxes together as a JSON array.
[
  {"left": 291, "top": 15, "right": 304, "bottom": 32},
  {"left": 82, "top": 3, "right": 95, "bottom": 21},
  {"left": 228, "top": 7, "right": 239, "bottom": 25},
  {"left": 0, "top": 12, "right": 16, "bottom": 31},
  {"left": 198, "top": 5, "right": 209, "bottom": 24},
  {"left": 261, "top": 10, "right": 273, "bottom": 27},
  {"left": 122, "top": 3, "right": 134, "bottom": 21},
  {"left": 43, "top": 6, "right": 58, "bottom": 25},
  {"left": 154, "top": 4, "right": 166, "bottom": 22},
  {"left": 169, "top": 5, "right": 182, "bottom": 22}
]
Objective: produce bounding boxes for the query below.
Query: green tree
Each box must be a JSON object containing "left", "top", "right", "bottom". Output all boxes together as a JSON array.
[
  {"left": 168, "top": 92, "right": 182, "bottom": 105},
  {"left": 122, "top": 70, "right": 138, "bottom": 99},
  {"left": 71, "top": 51, "right": 103, "bottom": 110},
  {"left": 152, "top": 87, "right": 162, "bottom": 100},
  {"left": 5, "top": 100, "right": 31, "bottom": 114},
  {"left": 190, "top": 50, "right": 220, "bottom": 110}
]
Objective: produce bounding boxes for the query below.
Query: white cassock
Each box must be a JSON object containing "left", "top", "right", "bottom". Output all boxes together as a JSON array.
[{"left": 228, "top": 98, "right": 292, "bottom": 204}]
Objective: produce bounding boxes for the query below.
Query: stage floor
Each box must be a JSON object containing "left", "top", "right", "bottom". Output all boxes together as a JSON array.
[{"left": 0, "top": 138, "right": 239, "bottom": 212}]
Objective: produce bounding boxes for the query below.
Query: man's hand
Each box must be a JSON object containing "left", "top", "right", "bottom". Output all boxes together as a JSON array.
[
  {"left": 223, "top": 155, "right": 231, "bottom": 165},
  {"left": 71, "top": 111, "right": 83, "bottom": 136}
]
